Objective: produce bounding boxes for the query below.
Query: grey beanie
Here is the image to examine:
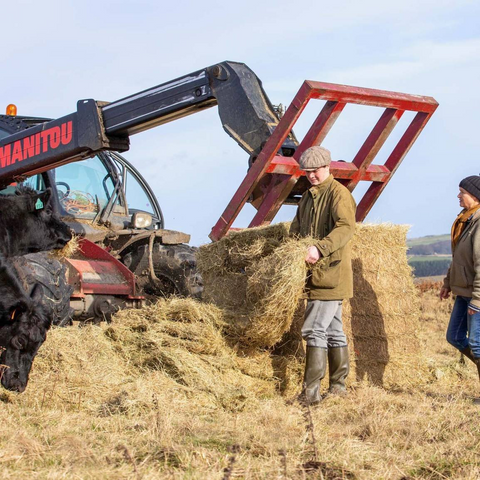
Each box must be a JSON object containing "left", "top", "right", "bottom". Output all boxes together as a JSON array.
[
  {"left": 459, "top": 175, "right": 480, "bottom": 201},
  {"left": 298, "top": 146, "right": 331, "bottom": 171}
]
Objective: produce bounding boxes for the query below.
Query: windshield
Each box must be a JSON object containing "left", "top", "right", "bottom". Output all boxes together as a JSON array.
[{"left": 54, "top": 156, "right": 118, "bottom": 218}]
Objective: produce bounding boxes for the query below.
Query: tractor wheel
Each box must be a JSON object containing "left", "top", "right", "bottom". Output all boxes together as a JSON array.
[
  {"left": 121, "top": 242, "right": 203, "bottom": 300},
  {"left": 12, "top": 253, "right": 74, "bottom": 326}
]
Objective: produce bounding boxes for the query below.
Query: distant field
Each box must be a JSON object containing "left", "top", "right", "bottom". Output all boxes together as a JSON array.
[
  {"left": 407, "top": 234, "right": 450, "bottom": 247},
  {"left": 408, "top": 255, "right": 451, "bottom": 262},
  {"left": 409, "top": 255, "right": 451, "bottom": 278}
]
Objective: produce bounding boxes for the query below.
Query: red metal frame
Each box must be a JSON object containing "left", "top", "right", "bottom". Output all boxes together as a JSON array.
[
  {"left": 64, "top": 238, "right": 139, "bottom": 298},
  {"left": 209, "top": 81, "right": 438, "bottom": 241}
]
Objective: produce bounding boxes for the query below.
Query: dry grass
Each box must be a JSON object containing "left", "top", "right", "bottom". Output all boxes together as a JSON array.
[
  {"left": 2, "top": 224, "right": 480, "bottom": 479},
  {"left": 49, "top": 234, "right": 81, "bottom": 259}
]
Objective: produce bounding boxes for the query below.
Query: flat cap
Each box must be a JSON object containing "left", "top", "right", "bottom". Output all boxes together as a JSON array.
[{"left": 298, "top": 146, "right": 331, "bottom": 171}]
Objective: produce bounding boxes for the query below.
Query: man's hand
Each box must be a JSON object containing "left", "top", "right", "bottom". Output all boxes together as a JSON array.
[
  {"left": 439, "top": 287, "right": 451, "bottom": 300},
  {"left": 468, "top": 308, "right": 476, "bottom": 316},
  {"left": 305, "top": 245, "right": 321, "bottom": 264}
]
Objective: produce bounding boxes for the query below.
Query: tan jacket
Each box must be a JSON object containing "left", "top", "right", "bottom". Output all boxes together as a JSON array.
[
  {"left": 443, "top": 209, "right": 480, "bottom": 309},
  {"left": 290, "top": 175, "right": 356, "bottom": 300}
]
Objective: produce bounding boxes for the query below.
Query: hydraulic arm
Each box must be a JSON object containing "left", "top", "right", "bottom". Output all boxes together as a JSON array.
[{"left": 0, "top": 61, "right": 297, "bottom": 187}]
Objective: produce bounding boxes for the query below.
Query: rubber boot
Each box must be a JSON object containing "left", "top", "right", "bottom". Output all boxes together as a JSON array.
[
  {"left": 302, "top": 347, "right": 327, "bottom": 405},
  {"left": 473, "top": 358, "right": 480, "bottom": 405},
  {"left": 327, "top": 346, "right": 350, "bottom": 395},
  {"left": 460, "top": 346, "right": 476, "bottom": 364}
]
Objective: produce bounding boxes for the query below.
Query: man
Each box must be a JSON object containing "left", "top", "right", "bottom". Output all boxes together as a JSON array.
[{"left": 290, "top": 145, "right": 356, "bottom": 404}]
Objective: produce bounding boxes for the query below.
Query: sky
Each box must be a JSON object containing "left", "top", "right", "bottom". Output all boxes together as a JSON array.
[{"left": 3, "top": 0, "right": 480, "bottom": 246}]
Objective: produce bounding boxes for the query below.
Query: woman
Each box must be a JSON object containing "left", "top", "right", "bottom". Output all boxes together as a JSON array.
[{"left": 440, "top": 175, "right": 480, "bottom": 382}]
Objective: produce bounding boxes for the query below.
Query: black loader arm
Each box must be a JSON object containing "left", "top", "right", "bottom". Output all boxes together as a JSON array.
[{"left": 0, "top": 61, "right": 298, "bottom": 188}]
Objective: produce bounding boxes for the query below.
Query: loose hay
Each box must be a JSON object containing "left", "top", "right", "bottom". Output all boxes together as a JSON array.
[
  {"left": 105, "top": 298, "right": 278, "bottom": 409},
  {"left": 198, "top": 223, "right": 309, "bottom": 349},
  {"left": 49, "top": 234, "right": 81, "bottom": 259}
]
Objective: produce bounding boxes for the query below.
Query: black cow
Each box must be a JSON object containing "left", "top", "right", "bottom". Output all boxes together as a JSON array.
[
  {"left": 0, "top": 255, "right": 51, "bottom": 392},
  {"left": 0, "top": 185, "right": 72, "bottom": 256},
  {"left": 0, "top": 185, "right": 72, "bottom": 392}
]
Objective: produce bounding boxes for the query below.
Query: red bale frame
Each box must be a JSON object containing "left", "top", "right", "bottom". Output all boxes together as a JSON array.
[{"left": 209, "top": 80, "right": 438, "bottom": 241}]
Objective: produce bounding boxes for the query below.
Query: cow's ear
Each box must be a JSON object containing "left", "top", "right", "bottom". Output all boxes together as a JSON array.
[
  {"left": 42, "top": 188, "right": 52, "bottom": 204},
  {"left": 32, "top": 189, "right": 51, "bottom": 212}
]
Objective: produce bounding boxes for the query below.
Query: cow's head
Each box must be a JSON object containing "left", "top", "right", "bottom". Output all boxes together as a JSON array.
[
  {"left": 3, "top": 186, "right": 73, "bottom": 256},
  {"left": 0, "top": 285, "right": 51, "bottom": 393}
]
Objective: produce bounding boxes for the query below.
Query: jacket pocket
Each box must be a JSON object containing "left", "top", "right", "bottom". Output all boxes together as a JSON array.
[
  {"left": 310, "top": 249, "right": 342, "bottom": 289},
  {"left": 449, "top": 261, "right": 470, "bottom": 289}
]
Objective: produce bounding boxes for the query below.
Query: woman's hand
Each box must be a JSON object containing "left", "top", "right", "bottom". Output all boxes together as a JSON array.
[
  {"left": 305, "top": 245, "right": 321, "bottom": 264},
  {"left": 439, "top": 287, "right": 451, "bottom": 300}
]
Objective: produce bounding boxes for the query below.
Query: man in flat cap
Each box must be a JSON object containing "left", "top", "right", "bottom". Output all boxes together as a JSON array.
[{"left": 290, "top": 145, "right": 356, "bottom": 404}]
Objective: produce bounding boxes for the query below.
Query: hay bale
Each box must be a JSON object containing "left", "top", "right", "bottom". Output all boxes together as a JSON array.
[
  {"left": 343, "top": 223, "right": 427, "bottom": 389},
  {"left": 198, "top": 223, "right": 309, "bottom": 349},
  {"left": 199, "top": 222, "right": 426, "bottom": 389}
]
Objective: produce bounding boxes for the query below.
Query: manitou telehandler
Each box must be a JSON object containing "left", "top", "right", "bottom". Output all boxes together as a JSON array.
[{"left": 0, "top": 61, "right": 438, "bottom": 324}]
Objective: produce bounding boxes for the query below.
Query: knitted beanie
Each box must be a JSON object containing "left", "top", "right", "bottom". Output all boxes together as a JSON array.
[{"left": 459, "top": 175, "right": 480, "bottom": 201}]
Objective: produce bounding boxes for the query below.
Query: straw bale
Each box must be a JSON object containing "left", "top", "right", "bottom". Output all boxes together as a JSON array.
[
  {"left": 342, "top": 223, "right": 427, "bottom": 389},
  {"left": 197, "top": 222, "right": 289, "bottom": 275},
  {"left": 198, "top": 224, "right": 309, "bottom": 349},
  {"left": 199, "top": 222, "right": 426, "bottom": 390}
]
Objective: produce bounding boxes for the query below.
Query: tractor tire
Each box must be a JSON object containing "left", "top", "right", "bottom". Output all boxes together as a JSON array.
[
  {"left": 121, "top": 242, "right": 203, "bottom": 300},
  {"left": 11, "top": 253, "right": 74, "bottom": 327}
]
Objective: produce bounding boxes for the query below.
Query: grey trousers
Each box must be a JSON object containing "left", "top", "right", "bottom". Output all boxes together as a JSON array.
[{"left": 302, "top": 299, "right": 348, "bottom": 348}]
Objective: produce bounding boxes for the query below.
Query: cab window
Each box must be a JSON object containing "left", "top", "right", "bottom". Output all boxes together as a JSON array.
[{"left": 54, "top": 156, "right": 117, "bottom": 217}]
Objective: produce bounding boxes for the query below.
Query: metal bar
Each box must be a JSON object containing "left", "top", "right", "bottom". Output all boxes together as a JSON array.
[
  {"left": 249, "top": 173, "right": 301, "bottom": 227},
  {"left": 306, "top": 81, "right": 438, "bottom": 113},
  {"left": 297, "top": 101, "right": 346, "bottom": 152},
  {"left": 266, "top": 157, "right": 390, "bottom": 182},
  {"left": 344, "top": 108, "right": 404, "bottom": 192},
  {"left": 209, "top": 82, "right": 312, "bottom": 241},
  {"left": 248, "top": 101, "right": 346, "bottom": 227},
  {"left": 356, "top": 111, "right": 432, "bottom": 221}
]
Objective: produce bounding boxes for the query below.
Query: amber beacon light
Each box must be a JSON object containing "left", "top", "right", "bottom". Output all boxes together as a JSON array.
[{"left": 6, "top": 104, "right": 17, "bottom": 116}]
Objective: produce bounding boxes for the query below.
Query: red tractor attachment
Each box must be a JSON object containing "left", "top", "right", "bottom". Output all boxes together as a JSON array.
[{"left": 210, "top": 81, "right": 438, "bottom": 241}]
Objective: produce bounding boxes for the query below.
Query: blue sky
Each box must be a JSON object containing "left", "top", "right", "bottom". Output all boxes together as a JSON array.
[{"left": 3, "top": 0, "right": 479, "bottom": 245}]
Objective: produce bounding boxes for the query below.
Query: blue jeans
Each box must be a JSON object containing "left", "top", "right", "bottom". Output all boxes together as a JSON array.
[{"left": 446, "top": 296, "right": 480, "bottom": 358}]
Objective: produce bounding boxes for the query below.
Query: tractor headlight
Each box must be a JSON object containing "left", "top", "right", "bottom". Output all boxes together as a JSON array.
[{"left": 131, "top": 212, "right": 153, "bottom": 229}]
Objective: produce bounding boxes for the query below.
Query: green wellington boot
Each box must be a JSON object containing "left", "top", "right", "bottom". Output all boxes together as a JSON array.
[
  {"left": 302, "top": 347, "right": 327, "bottom": 405},
  {"left": 328, "top": 346, "right": 350, "bottom": 395}
]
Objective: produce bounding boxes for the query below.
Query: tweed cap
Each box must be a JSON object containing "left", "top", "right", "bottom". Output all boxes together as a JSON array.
[
  {"left": 459, "top": 175, "right": 480, "bottom": 201},
  {"left": 298, "top": 146, "right": 331, "bottom": 171}
]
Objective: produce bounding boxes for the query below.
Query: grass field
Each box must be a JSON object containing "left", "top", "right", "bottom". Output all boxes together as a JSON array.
[
  {"left": 407, "top": 235, "right": 451, "bottom": 247},
  {"left": 408, "top": 255, "right": 452, "bottom": 262},
  {"left": 2, "top": 287, "right": 480, "bottom": 479}
]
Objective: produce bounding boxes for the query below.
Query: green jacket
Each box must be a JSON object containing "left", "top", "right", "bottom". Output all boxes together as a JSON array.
[
  {"left": 290, "top": 175, "right": 356, "bottom": 300},
  {"left": 443, "top": 209, "right": 480, "bottom": 309}
]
